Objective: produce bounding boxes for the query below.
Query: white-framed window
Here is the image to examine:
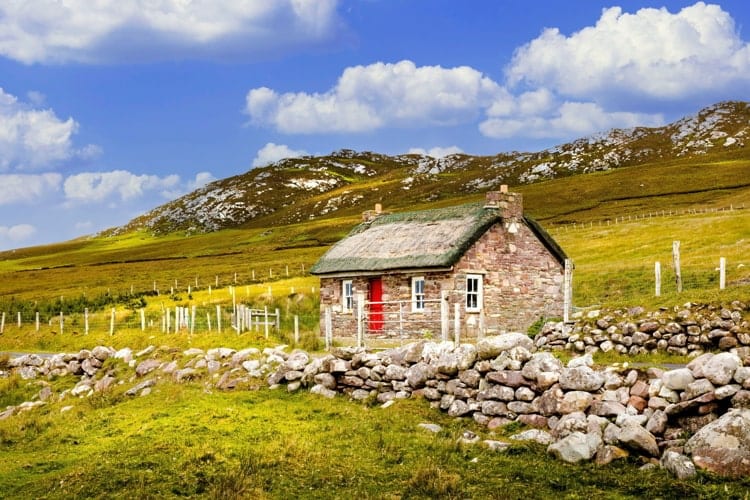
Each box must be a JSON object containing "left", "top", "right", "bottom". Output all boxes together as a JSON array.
[
  {"left": 466, "top": 274, "right": 483, "bottom": 312},
  {"left": 412, "top": 276, "right": 425, "bottom": 312},
  {"left": 342, "top": 280, "right": 353, "bottom": 313}
]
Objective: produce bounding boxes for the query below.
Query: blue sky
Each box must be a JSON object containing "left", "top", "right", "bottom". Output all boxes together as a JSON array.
[{"left": 1, "top": 0, "right": 749, "bottom": 250}]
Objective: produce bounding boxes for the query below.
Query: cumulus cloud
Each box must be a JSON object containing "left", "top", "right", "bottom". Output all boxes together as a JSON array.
[
  {"left": 0, "top": 88, "right": 96, "bottom": 171},
  {"left": 0, "top": 224, "right": 36, "bottom": 244},
  {"left": 506, "top": 2, "right": 750, "bottom": 100},
  {"left": 246, "top": 60, "right": 502, "bottom": 133},
  {"left": 407, "top": 146, "right": 464, "bottom": 158},
  {"left": 63, "top": 170, "right": 180, "bottom": 203},
  {"left": 480, "top": 101, "right": 664, "bottom": 139},
  {"left": 252, "top": 143, "right": 309, "bottom": 167},
  {"left": 0, "top": 0, "right": 343, "bottom": 64},
  {"left": 0, "top": 173, "right": 62, "bottom": 204},
  {"left": 187, "top": 171, "right": 216, "bottom": 191}
]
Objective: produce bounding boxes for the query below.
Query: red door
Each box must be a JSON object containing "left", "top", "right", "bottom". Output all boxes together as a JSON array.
[{"left": 369, "top": 277, "right": 384, "bottom": 332}]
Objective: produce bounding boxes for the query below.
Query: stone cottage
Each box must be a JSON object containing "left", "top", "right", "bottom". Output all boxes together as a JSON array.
[{"left": 310, "top": 187, "right": 570, "bottom": 337}]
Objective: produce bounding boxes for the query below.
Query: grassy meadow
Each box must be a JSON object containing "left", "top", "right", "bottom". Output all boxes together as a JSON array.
[
  {"left": 0, "top": 154, "right": 749, "bottom": 498},
  {"left": 2, "top": 374, "right": 749, "bottom": 499}
]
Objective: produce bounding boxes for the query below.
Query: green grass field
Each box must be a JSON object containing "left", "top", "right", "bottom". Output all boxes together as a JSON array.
[{"left": 2, "top": 375, "right": 748, "bottom": 499}]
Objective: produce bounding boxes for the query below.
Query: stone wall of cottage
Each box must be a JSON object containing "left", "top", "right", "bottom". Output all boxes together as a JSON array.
[
  {"left": 452, "top": 221, "right": 564, "bottom": 333},
  {"left": 318, "top": 221, "right": 565, "bottom": 337}
]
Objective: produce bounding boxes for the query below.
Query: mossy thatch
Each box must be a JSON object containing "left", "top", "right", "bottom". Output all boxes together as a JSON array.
[{"left": 310, "top": 203, "right": 567, "bottom": 275}]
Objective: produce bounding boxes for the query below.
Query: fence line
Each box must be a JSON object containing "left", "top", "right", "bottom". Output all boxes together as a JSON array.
[{"left": 549, "top": 203, "right": 745, "bottom": 235}]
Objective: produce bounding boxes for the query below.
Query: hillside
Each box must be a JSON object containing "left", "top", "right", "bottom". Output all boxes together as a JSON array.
[
  {"left": 109, "top": 101, "right": 750, "bottom": 236},
  {"left": 0, "top": 101, "right": 748, "bottom": 307}
]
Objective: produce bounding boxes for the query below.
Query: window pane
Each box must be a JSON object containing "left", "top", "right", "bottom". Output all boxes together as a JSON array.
[{"left": 413, "top": 277, "right": 425, "bottom": 311}]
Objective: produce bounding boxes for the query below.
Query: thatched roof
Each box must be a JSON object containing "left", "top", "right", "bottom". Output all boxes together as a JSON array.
[{"left": 310, "top": 202, "right": 568, "bottom": 275}]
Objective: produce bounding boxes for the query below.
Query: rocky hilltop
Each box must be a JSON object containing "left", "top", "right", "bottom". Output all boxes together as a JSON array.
[{"left": 109, "top": 101, "right": 749, "bottom": 236}]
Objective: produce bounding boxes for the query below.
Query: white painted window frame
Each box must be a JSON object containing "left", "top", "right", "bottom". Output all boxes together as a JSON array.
[
  {"left": 411, "top": 276, "right": 425, "bottom": 312},
  {"left": 466, "top": 274, "right": 483, "bottom": 312},
  {"left": 342, "top": 279, "right": 354, "bottom": 313}
]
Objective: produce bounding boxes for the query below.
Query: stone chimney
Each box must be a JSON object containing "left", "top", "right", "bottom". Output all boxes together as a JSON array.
[{"left": 485, "top": 186, "right": 523, "bottom": 219}]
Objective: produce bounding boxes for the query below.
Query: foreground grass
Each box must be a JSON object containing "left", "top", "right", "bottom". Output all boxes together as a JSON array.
[{"left": 1, "top": 381, "right": 749, "bottom": 499}]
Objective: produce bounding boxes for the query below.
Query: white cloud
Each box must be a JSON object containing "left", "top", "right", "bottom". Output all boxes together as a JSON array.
[
  {"left": 0, "top": 88, "right": 96, "bottom": 171},
  {"left": 0, "top": 224, "right": 36, "bottom": 243},
  {"left": 252, "top": 143, "right": 309, "bottom": 167},
  {"left": 481, "top": 101, "right": 663, "bottom": 139},
  {"left": 63, "top": 170, "right": 181, "bottom": 203},
  {"left": 187, "top": 171, "right": 216, "bottom": 191},
  {"left": 246, "top": 60, "right": 502, "bottom": 133},
  {"left": 408, "top": 146, "right": 464, "bottom": 158},
  {"left": 0, "top": 173, "right": 62, "bottom": 204},
  {"left": 0, "top": 0, "right": 343, "bottom": 64},
  {"left": 506, "top": 2, "right": 750, "bottom": 100}
]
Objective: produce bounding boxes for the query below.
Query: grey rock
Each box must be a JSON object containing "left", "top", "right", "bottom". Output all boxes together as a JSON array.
[
  {"left": 645, "top": 410, "right": 668, "bottom": 435},
  {"left": 384, "top": 364, "right": 407, "bottom": 381},
  {"left": 135, "top": 359, "right": 161, "bottom": 377},
  {"left": 684, "top": 409, "right": 750, "bottom": 477},
  {"left": 481, "top": 401, "right": 509, "bottom": 416},
  {"left": 484, "top": 440, "right": 511, "bottom": 452},
  {"left": 662, "top": 368, "right": 695, "bottom": 390},
  {"left": 476, "top": 333, "right": 533, "bottom": 360},
  {"left": 448, "top": 399, "right": 471, "bottom": 417},
  {"left": 418, "top": 423, "right": 442, "bottom": 433},
  {"left": 559, "top": 391, "right": 593, "bottom": 414},
  {"left": 284, "top": 351, "right": 310, "bottom": 371},
  {"left": 559, "top": 366, "right": 604, "bottom": 391},
  {"left": 617, "top": 423, "right": 659, "bottom": 456},
  {"left": 683, "top": 379, "right": 715, "bottom": 400},
  {"left": 174, "top": 368, "right": 199, "bottom": 382},
  {"left": 703, "top": 352, "right": 741, "bottom": 386},
  {"left": 661, "top": 451, "right": 697, "bottom": 479},
  {"left": 511, "top": 429, "right": 554, "bottom": 445},
  {"left": 547, "top": 432, "right": 600, "bottom": 463},
  {"left": 521, "top": 352, "right": 563, "bottom": 381},
  {"left": 406, "top": 362, "right": 435, "bottom": 389},
  {"left": 310, "top": 384, "right": 337, "bottom": 399},
  {"left": 314, "top": 372, "right": 337, "bottom": 390},
  {"left": 91, "top": 346, "right": 112, "bottom": 362},
  {"left": 126, "top": 379, "right": 156, "bottom": 396}
]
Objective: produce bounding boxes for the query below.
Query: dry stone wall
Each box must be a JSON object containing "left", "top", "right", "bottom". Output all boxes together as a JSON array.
[
  {"left": 5, "top": 330, "right": 750, "bottom": 478},
  {"left": 536, "top": 301, "right": 750, "bottom": 357}
]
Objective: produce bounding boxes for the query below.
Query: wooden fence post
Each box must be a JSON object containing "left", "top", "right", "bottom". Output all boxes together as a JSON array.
[
  {"left": 563, "top": 259, "right": 573, "bottom": 323},
  {"left": 324, "top": 306, "right": 332, "bottom": 351},
  {"left": 190, "top": 306, "right": 196, "bottom": 336},
  {"left": 85, "top": 308, "right": 89, "bottom": 335},
  {"left": 17, "top": 311, "right": 21, "bottom": 328},
  {"left": 140, "top": 309, "right": 146, "bottom": 331},
  {"left": 110, "top": 308, "right": 115, "bottom": 336},
  {"left": 35, "top": 312, "right": 40, "bottom": 332},
  {"left": 216, "top": 305, "right": 222, "bottom": 333},
  {"left": 1, "top": 312, "right": 4, "bottom": 334},
  {"left": 673, "top": 241, "right": 682, "bottom": 293},
  {"left": 357, "top": 292, "right": 365, "bottom": 348},
  {"left": 294, "top": 315, "right": 300, "bottom": 345},
  {"left": 207, "top": 312, "right": 212, "bottom": 332},
  {"left": 720, "top": 257, "right": 726, "bottom": 290},
  {"left": 655, "top": 261, "right": 661, "bottom": 297},
  {"left": 60, "top": 311, "right": 64, "bottom": 335},
  {"left": 263, "top": 306, "right": 268, "bottom": 338},
  {"left": 440, "top": 291, "right": 449, "bottom": 341},
  {"left": 453, "top": 303, "right": 461, "bottom": 344}
]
